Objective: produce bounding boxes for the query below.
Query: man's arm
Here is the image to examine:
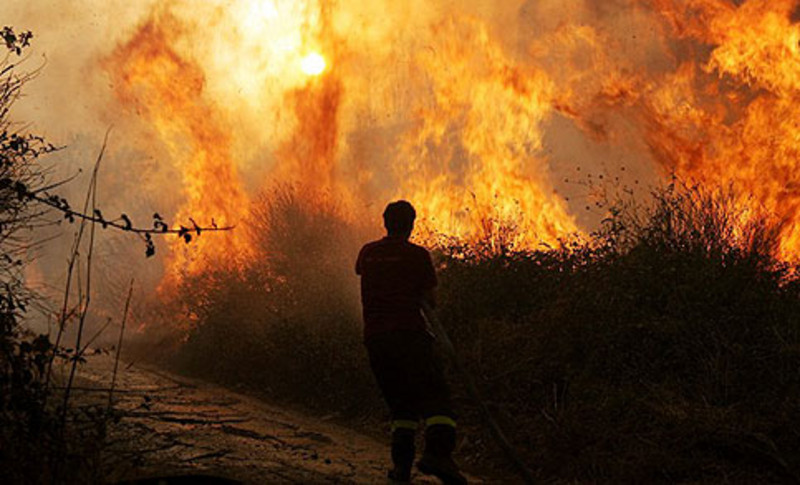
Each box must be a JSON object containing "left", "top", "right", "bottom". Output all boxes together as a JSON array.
[{"left": 421, "top": 248, "right": 437, "bottom": 309}]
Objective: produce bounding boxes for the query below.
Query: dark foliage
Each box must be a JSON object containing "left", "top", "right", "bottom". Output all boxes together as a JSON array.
[
  {"left": 0, "top": 28, "right": 106, "bottom": 484},
  {"left": 435, "top": 183, "right": 800, "bottom": 483},
  {"left": 172, "top": 180, "right": 800, "bottom": 483},
  {"left": 172, "top": 186, "right": 381, "bottom": 417}
]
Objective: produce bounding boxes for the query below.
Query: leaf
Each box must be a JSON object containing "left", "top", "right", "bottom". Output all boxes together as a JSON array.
[
  {"left": 32, "top": 335, "right": 52, "bottom": 353},
  {"left": 13, "top": 181, "right": 27, "bottom": 199},
  {"left": 145, "top": 234, "right": 155, "bottom": 257},
  {"left": 153, "top": 219, "right": 169, "bottom": 232},
  {"left": 94, "top": 209, "right": 108, "bottom": 228}
]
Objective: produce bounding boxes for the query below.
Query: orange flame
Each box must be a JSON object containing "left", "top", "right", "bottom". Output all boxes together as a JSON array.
[
  {"left": 99, "top": 0, "right": 800, "bottom": 286},
  {"left": 104, "top": 10, "right": 251, "bottom": 288},
  {"left": 642, "top": 0, "right": 800, "bottom": 259},
  {"left": 276, "top": 64, "right": 344, "bottom": 196},
  {"left": 397, "top": 18, "right": 579, "bottom": 250}
]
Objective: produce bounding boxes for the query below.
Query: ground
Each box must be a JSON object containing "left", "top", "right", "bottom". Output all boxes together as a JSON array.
[{"left": 60, "top": 354, "right": 491, "bottom": 484}]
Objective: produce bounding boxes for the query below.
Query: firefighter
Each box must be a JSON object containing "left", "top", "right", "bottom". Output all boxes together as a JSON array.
[{"left": 356, "top": 200, "right": 467, "bottom": 485}]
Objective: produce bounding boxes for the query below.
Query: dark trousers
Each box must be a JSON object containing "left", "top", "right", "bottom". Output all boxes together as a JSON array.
[
  {"left": 366, "top": 330, "right": 457, "bottom": 469},
  {"left": 366, "top": 330, "right": 454, "bottom": 422}
]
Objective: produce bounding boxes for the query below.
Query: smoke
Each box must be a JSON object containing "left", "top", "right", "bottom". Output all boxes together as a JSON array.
[
  {"left": 4, "top": 0, "right": 661, "bottom": 225},
  {"left": 5, "top": 0, "right": 798, "bottom": 337}
]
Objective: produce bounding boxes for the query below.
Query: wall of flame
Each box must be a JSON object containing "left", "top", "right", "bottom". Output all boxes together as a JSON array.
[{"left": 4, "top": 0, "right": 800, "bottom": 303}]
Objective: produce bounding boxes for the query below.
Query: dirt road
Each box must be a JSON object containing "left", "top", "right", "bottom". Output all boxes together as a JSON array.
[{"left": 63, "top": 354, "right": 485, "bottom": 484}]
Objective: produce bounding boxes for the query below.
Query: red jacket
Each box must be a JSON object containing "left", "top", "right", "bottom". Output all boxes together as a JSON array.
[{"left": 356, "top": 236, "right": 437, "bottom": 340}]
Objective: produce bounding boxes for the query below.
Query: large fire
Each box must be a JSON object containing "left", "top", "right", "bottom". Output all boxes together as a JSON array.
[
  {"left": 13, "top": 0, "right": 800, "bottom": 286},
  {"left": 103, "top": 0, "right": 583, "bottom": 274},
  {"left": 644, "top": 0, "right": 800, "bottom": 258},
  {"left": 104, "top": 11, "right": 252, "bottom": 289}
]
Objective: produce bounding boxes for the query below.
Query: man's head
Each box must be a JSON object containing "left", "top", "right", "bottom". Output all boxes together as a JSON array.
[{"left": 383, "top": 200, "right": 416, "bottom": 238}]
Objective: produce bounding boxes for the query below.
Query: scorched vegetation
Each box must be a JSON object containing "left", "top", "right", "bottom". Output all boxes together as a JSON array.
[{"left": 170, "top": 181, "right": 800, "bottom": 483}]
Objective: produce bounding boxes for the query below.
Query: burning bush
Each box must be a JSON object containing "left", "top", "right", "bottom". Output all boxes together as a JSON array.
[{"left": 173, "top": 184, "right": 380, "bottom": 414}]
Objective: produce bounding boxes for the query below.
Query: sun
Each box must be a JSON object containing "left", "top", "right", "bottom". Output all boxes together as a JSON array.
[{"left": 300, "top": 52, "right": 327, "bottom": 76}]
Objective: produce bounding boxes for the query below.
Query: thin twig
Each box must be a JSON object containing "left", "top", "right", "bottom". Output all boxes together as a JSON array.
[
  {"left": 24, "top": 190, "right": 234, "bottom": 236},
  {"left": 31, "top": 169, "right": 80, "bottom": 194},
  {"left": 61, "top": 131, "right": 104, "bottom": 426},
  {"left": 50, "top": 126, "right": 109, "bottom": 485},
  {"left": 109, "top": 279, "right": 134, "bottom": 410},
  {"left": 77, "top": 317, "right": 113, "bottom": 357},
  {"left": 44, "top": 131, "right": 111, "bottom": 392}
]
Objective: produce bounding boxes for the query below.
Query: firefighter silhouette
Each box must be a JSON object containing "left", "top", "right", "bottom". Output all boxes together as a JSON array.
[{"left": 356, "top": 201, "right": 467, "bottom": 484}]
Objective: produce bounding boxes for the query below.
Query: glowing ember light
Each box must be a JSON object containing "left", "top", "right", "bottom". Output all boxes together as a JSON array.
[{"left": 300, "top": 52, "right": 326, "bottom": 76}]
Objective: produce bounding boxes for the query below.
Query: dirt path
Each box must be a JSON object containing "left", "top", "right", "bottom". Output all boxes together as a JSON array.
[{"left": 62, "top": 354, "right": 486, "bottom": 484}]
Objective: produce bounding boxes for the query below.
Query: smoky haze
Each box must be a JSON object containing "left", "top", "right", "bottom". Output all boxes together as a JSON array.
[{"left": 6, "top": 0, "right": 794, "bottom": 339}]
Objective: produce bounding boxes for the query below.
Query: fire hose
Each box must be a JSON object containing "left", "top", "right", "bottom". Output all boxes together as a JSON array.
[{"left": 422, "top": 302, "right": 536, "bottom": 484}]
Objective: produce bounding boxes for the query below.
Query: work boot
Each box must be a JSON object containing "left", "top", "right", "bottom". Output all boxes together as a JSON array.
[
  {"left": 418, "top": 455, "right": 467, "bottom": 485},
  {"left": 387, "top": 468, "right": 412, "bottom": 485},
  {"left": 418, "top": 423, "right": 467, "bottom": 485},
  {"left": 388, "top": 427, "right": 415, "bottom": 484}
]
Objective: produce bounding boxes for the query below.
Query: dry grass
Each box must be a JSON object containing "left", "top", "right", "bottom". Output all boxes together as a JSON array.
[{"left": 169, "top": 182, "right": 800, "bottom": 483}]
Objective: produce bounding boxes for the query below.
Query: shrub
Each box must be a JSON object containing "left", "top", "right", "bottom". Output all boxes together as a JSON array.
[
  {"left": 172, "top": 180, "right": 800, "bottom": 483},
  {"left": 0, "top": 28, "right": 109, "bottom": 484},
  {"left": 174, "top": 185, "right": 382, "bottom": 415},
  {"left": 436, "top": 183, "right": 800, "bottom": 482}
]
